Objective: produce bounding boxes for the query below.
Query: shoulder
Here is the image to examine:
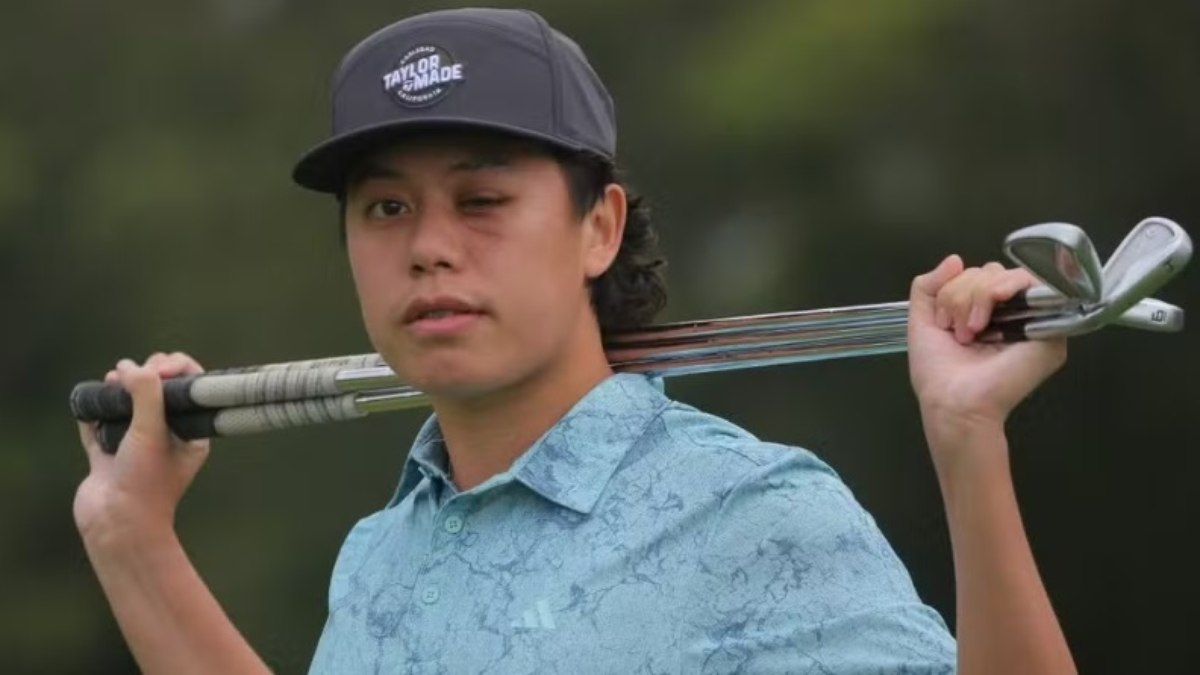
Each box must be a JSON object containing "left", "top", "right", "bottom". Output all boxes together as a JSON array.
[
  {"left": 623, "top": 394, "right": 876, "bottom": 546},
  {"left": 649, "top": 400, "right": 955, "bottom": 666},
  {"left": 641, "top": 395, "right": 845, "bottom": 493},
  {"left": 644, "top": 397, "right": 914, "bottom": 589}
]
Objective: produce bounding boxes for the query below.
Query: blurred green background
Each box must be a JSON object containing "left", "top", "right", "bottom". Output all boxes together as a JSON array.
[{"left": 3, "top": 0, "right": 1197, "bottom": 672}]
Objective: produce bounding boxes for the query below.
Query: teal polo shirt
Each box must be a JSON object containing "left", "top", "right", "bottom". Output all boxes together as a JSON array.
[{"left": 309, "top": 373, "right": 956, "bottom": 673}]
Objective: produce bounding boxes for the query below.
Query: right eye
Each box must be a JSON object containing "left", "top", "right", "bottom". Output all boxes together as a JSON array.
[{"left": 365, "top": 199, "right": 410, "bottom": 219}]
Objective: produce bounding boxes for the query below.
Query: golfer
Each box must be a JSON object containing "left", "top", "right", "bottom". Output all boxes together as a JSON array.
[{"left": 75, "top": 8, "right": 1076, "bottom": 674}]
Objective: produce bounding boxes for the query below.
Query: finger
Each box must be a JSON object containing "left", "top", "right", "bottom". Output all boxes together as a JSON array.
[
  {"left": 138, "top": 351, "right": 206, "bottom": 383},
  {"left": 116, "top": 361, "right": 169, "bottom": 449},
  {"left": 76, "top": 421, "right": 105, "bottom": 470},
  {"left": 965, "top": 263, "right": 1009, "bottom": 331},
  {"left": 144, "top": 352, "right": 186, "bottom": 380},
  {"left": 168, "top": 352, "right": 205, "bottom": 377},
  {"left": 936, "top": 267, "right": 983, "bottom": 341},
  {"left": 990, "top": 268, "right": 1039, "bottom": 302},
  {"left": 910, "top": 255, "right": 964, "bottom": 326}
]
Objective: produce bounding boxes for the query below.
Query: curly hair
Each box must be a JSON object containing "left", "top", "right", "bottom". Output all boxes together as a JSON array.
[{"left": 552, "top": 149, "right": 668, "bottom": 335}]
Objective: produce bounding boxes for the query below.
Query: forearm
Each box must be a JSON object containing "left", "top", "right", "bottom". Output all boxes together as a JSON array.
[
  {"left": 926, "top": 416, "right": 1076, "bottom": 675},
  {"left": 82, "top": 525, "right": 270, "bottom": 675}
]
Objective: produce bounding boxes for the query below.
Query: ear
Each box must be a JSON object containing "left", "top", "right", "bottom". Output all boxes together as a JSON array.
[{"left": 581, "top": 183, "right": 627, "bottom": 279}]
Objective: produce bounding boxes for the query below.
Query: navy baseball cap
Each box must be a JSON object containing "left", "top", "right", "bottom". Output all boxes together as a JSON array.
[{"left": 292, "top": 8, "right": 617, "bottom": 194}]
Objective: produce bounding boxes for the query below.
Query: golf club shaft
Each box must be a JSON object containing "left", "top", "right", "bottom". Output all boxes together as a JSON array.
[
  {"left": 70, "top": 294, "right": 1178, "bottom": 425},
  {"left": 88, "top": 297, "right": 1184, "bottom": 451}
]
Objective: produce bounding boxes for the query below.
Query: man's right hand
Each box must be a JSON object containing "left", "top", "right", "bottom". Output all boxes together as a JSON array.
[
  {"left": 72, "top": 353, "right": 270, "bottom": 674},
  {"left": 74, "top": 352, "right": 211, "bottom": 546}
]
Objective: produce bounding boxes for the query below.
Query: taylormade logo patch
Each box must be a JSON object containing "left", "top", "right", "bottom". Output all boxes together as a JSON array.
[{"left": 382, "top": 45, "right": 464, "bottom": 107}]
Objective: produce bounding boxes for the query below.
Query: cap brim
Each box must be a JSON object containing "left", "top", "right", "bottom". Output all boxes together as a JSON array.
[{"left": 292, "top": 117, "right": 600, "bottom": 194}]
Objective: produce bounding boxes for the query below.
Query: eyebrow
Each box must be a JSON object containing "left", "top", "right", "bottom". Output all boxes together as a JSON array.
[
  {"left": 449, "top": 153, "right": 513, "bottom": 172},
  {"left": 347, "top": 152, "right": 515, "bottom": 190},
  {"left": 349, "top": 163, "right": 402, "bottom": 185}
]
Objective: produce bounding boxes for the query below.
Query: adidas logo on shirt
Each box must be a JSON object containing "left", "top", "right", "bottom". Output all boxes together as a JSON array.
[{"left": 510, "top": 599, "right": 556, "bottom": 630}]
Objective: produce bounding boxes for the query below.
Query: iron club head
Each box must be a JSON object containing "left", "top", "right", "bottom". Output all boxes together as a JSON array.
[
  {"left": 1024, "top": 217, "right": 1192, "bottom": 338},
  {"left": 1112, "top": 298, "right": 1185, "bottom": 333},
  {"left": 1003, "top": 222, "right": 1105, "bottom": 304},
  {"left": 1102, "top": 217, "right": 1193, "bottom": 299}
]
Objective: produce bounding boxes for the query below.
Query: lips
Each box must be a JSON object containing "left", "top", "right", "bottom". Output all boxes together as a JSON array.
[{"left": 402, "top": 296, "right": 486, "bottom": 325}]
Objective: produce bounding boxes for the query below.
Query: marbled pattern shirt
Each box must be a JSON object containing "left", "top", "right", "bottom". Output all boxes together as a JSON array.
[{"left": 309, "top": 373, "right": 956, "bottom": 673}]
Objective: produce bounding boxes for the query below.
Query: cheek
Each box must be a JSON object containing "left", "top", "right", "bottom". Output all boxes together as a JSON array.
[
  {"left": 347, "top": 237, "right": 402, "bottom": 332},
  {"left": 489, "top": 224, "right": 588, "bottom": 339}
]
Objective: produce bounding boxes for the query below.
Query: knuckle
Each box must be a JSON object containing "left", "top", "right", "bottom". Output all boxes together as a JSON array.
[
  {"left": 934, "top": 285, "right": 954, "bottom": 308},
  {"left": 943, "top": 276, "right": 972, "bottom": 304}
]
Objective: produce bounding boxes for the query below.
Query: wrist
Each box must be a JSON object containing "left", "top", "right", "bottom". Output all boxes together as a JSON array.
[
  {"left": 77, "top": 491, "right": 177, "bottom": 556},
  {"left": 920, "top": 405, "right": 1012, "bottom": 488}
]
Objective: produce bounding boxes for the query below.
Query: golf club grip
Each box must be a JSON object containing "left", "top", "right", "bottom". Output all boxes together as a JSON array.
[
  {"left": 71, "top": 367, "right": 351, "bottom": 422},
  {"left": 95, "top": 394, "right": 365, "bottom": 452},
  {"left": 71, "top": 377, "right": 199, "bottom": 422},
  {"left": 980, "top": 318, "right": 1033, "bottom": 342},
  {"left": 97, "top": 410, "right": 218, "bottom": 453},
  {"left": 205, "top": 352, "right": 385, "bottom": 376},
  {"left": 995, "top": 289, "right": 1037, "bottom": 312}
]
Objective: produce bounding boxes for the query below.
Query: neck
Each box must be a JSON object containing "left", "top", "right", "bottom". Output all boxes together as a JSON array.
[{"left": 430, "top": 321, "right": 612, "bottom": 492}]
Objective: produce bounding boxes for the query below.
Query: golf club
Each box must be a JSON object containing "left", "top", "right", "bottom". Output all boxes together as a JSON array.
[
  {"left": 71, "top": 296, "right": 1178, "bottom": 424},
  {"left": 73, "top": 219, "right": 1190, "bottom": 451}
]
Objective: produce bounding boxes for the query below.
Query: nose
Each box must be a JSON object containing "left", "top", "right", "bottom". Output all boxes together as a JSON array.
[{"left": 408, "top": 204, "right": 463, "bottom": 276}]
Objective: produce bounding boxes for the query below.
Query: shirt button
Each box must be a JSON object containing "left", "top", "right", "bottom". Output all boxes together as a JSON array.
[
  {"left": 421, "top": 587, "right": 440, "bottom": 605},
  {"left": 443, "top": 515, "right": 464, "bottom": 534}
]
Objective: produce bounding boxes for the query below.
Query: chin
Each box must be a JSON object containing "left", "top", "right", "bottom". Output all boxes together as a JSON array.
[{"left": 393, "top": 351, "right": 520, "bottom": 401}]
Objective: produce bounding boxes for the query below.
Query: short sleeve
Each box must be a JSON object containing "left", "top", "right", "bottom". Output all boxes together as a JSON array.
[
  {"left": 308, "top": 513, "right": 385, "bottom": 674},
  {"left": 687, "top": 449, "right": 957, "bottom": 673},
  {"left": 326, "top": 512, "right": 383, "bottom": 610}
]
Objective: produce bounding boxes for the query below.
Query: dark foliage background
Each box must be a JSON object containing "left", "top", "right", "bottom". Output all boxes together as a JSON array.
[{"left": 2, "top": 1, "right": 1196, "bottom": 672}]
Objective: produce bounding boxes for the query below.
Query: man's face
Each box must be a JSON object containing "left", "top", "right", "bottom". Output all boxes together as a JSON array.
[{"left": 342, "top": 135, "right": 615, "bottom": 400}]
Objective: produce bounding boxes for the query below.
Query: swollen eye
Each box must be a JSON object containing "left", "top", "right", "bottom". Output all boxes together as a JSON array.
[{"left": 460, "top": 196, "right": 508, "bottom": 210}]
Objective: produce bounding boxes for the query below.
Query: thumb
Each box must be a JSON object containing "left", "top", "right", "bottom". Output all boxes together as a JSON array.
[
  {"left": 909, "top": 254, "right": 963, "bottom": 324},
  {"left": 116, "top": 360, "right": 168, "bottom": 448}
]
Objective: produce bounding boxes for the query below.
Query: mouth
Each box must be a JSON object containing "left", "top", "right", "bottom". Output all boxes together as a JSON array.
[
  {"left": 409, "top": 308, "right": 482, "bottom": 322},
  {"left": 402, "top": 296, "right": 488, "bottom": 336}
]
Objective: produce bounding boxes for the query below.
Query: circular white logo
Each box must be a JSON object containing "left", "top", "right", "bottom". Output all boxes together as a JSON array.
[{"left": 381, "top": 45, "right": 465, "bottom": 107}]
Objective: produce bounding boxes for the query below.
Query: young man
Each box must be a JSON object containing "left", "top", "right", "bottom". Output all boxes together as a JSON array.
[{"left": 75, "top": 8, "right": 1077, "bottom": 674}]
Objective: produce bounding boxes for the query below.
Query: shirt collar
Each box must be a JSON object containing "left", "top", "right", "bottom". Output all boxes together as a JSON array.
[
  {"left": 389, "top": 415, "right": 453, "bottom": 507},
  {"left": 390, "top": 373, "right": 669, "bottom": 514}
]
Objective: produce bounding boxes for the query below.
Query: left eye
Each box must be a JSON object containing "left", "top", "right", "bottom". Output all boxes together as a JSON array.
[{"left": 460, "top": 196, "right": 507, "bottom": 209}]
